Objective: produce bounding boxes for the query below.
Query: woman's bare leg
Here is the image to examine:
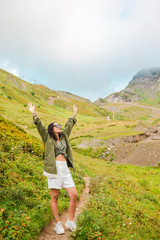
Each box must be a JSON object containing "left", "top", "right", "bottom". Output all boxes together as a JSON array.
[
  {"left": 65, "top": 187, "right": 78, "bottom": 221},
  {"left": 50, "top": 189, "right": 60, "bottom": 223}
]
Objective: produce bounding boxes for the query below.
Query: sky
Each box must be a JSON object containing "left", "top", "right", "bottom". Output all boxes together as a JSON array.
[{"left": 0, "top": 0, "right": 160, "bottom": 102}]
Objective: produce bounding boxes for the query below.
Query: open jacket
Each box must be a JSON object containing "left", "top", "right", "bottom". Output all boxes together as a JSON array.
[{"left": 33, "top": 116, "right": 77, "bottom": 178}]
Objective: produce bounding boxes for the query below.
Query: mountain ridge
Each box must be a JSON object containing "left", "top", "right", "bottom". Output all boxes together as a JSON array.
[
  {"left": 95, "top": 68, "right": 160, "bottom": 107},
  {"left": 0, "top": 68, "right": 91, "bottom": 103},
  {"left": 0, "top": 67, "right": 111, "bottom": 139}
]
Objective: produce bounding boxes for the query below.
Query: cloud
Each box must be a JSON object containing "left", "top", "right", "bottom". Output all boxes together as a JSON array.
[
  {"left": 0, "top": 60, "right": 19, "bottom": 77},
  {"left": 0, "top": 0, "right": 160, "bottom": 101}
]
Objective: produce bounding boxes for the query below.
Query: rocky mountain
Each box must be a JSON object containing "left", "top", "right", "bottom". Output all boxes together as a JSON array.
[{"left": 98, "top": 68, "right": 160, "bottom": 106}]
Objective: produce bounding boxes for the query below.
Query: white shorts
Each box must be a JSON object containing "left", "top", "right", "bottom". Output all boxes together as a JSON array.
[{"left": 47, "top": 160, "right": 75, "bottom": 189}]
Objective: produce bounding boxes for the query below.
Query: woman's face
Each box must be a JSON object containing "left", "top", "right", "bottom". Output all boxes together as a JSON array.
[{"left": 53, "top": 122, "right": 62, "bottom": 134}]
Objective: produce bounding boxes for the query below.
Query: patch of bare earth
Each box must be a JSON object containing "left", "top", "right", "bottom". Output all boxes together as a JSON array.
[
  {"left": 78, "top": 125, "right": 160, "bottom": 167},
  {"left": 36, "top": 177, "right": 90, "bottom": 240},
  {"left": 112, "top": 141, "right": 160, "bottom": 166},
  {"left": 112, "top": 125, "right": 160, "bottom": 166}
]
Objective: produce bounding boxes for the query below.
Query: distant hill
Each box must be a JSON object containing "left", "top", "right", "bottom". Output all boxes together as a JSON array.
[
  {"left": 0, "top": 68, "right": 111, "bottom": 135},
  {"left": 95, "top": 68, "right": 160, "bottom": 106},
  {"left": 0, "top": 68, "right": 91, "bottom": 103}
]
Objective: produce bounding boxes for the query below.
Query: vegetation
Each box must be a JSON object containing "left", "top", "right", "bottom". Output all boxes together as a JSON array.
[
  {"left": 0, "top": 115, "right": 85, "bottom": 239},
  {"left": 115, "top": 105, "right": 152, "bottom": 121},
  {"left": 99, "top": 98, "right": 105, "bottom": 103},
  {"left": 0, "top": 68, "right": 160, "bottom": 239},
  {"left": 134, "top": 89, "right": 160, "bottom": 107},
  {"left": 72, "top": 153, "right": 160, "bottom": 240}
]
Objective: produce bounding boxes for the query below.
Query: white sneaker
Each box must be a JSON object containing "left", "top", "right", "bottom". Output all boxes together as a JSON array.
[
  {"left": 54, "top": 221, "right": 65, "bottom": 235},
  {"left": 65, "top": 219, "right": 77, "bottom": 232}
]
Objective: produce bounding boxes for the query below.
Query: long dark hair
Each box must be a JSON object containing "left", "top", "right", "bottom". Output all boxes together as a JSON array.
[{"left": 48, "top": 122, "right": 62, "bottom": 141}]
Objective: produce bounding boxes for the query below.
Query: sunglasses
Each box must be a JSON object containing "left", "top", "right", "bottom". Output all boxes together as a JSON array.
[{"left": 53, "top": 124, "right": 62, "bottom": 128}]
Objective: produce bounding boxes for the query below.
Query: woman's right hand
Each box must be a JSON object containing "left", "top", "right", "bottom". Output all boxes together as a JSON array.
[{"left": 27, "top": 102, "right": 35, "bottom": 114}]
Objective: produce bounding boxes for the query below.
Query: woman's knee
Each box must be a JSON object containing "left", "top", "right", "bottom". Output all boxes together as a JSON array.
[
  {"left": 50, "top": 189, "right": 59, "bottom": 202},
  {"left": 51, "top": 194, "right": 59, "bottom": 202}
]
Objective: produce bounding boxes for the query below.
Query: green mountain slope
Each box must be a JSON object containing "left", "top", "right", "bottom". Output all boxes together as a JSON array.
[
  {"left": 1, "top": 69, "right": 160, "bottom": 240},
  {"left": 0, "top": 114, "right": 85, "bottom": 239},
  {"left": 0, "top": 68, "right": 112, "bottom": 139}
]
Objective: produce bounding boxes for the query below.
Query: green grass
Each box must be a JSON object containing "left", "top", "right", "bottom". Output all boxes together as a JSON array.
[
  {"left": 115, "top": 105, "right": 152, "bottom": 121},
  {"left": 72, "top": 152, "right": 160, "bottom": 240},
  {"left": 134, "top": 88, "right": 160, "bottom": 107},
  {"left": 0, "top": 115, "right": 85, "bottom": 240},
  {"left": 1, "top": 68, "right": 160, "bottom": 240}
]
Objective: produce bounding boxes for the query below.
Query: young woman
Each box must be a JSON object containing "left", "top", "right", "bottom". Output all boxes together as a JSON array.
[{"left": 27, "top": 102, "right": 78, "bottom": 235}]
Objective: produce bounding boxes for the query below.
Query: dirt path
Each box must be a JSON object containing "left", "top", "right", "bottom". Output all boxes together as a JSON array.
[{"left": 36, "top": 177, "right": 90, "bottom": 240}]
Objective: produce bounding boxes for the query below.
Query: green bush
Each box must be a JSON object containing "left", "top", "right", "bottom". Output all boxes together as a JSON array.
[{"left": 7, "top": 96, "right": 12, "bottom": 101}]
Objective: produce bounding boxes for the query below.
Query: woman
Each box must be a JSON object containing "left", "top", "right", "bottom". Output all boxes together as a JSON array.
[{"left": 27, "top": 102, "right": 78, "bottom": 235}]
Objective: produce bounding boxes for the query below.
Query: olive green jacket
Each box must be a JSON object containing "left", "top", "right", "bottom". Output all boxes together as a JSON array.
[{"left": 33, "top": 116, "right": 77, "bottom": 178}]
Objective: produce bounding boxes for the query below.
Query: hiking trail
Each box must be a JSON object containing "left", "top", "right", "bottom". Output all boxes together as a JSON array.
[{"left": 36, "top": 177, "right": 90, "bottom": 240}]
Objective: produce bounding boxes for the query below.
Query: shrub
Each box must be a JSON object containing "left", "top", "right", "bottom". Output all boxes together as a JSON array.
[{"left": 7, "top": 96, "right": 12, "bottom": 100}]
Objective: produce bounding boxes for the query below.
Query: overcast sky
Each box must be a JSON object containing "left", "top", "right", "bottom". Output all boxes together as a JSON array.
[{"left": 0, "top": 0, "right": 160, "bottom": 102}]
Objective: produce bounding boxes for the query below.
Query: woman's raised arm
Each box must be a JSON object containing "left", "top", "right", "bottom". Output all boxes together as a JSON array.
[
  {"left": 72, "top": 104, "right": 77, "bottom": 118},
  {"left": 27, "top": 102, "right": 48, "bottom": 143},
  {"left": 27, "top": 102, "right": 37, "bottom": 118},
  {"left": 63, "top": 105, "right": 77, "bottom": 137}
]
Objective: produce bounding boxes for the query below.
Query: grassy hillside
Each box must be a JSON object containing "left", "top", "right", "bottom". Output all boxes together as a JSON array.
[
  {"left": 3, "top": 113, "right": 159, "bottom": 240},
  {"left": 72, "top": 152, "right": 160, "bottom": 240},
  {"left": 0, "top": 69, "right": 145, "bottom": 146},
  {"left": 96, "top": 102, "right": 160, "bottom": 124},
  {"left": 1, "top": 68, "right": 160, "bottom": 239},
  {"left": 1, "top": 68, "right": 159, "bottom": 143},
  {"left": 0, "top": 115, "right": 85, "bottom": 239},
  {"left": 0, "top": 68, "right": 112, "bottom": 132}
]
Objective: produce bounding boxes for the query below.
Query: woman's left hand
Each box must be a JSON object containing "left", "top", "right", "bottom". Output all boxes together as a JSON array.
[{"left": 73, "top": 105, "right": 77, "bottom": 117}]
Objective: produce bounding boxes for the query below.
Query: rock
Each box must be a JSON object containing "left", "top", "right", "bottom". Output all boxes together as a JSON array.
[
  {"left": 96, "top": 68, "right": 160, "bottom": 104},
  {"left": 134, "top": 122, "right": 148, "bottom": 132}
]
